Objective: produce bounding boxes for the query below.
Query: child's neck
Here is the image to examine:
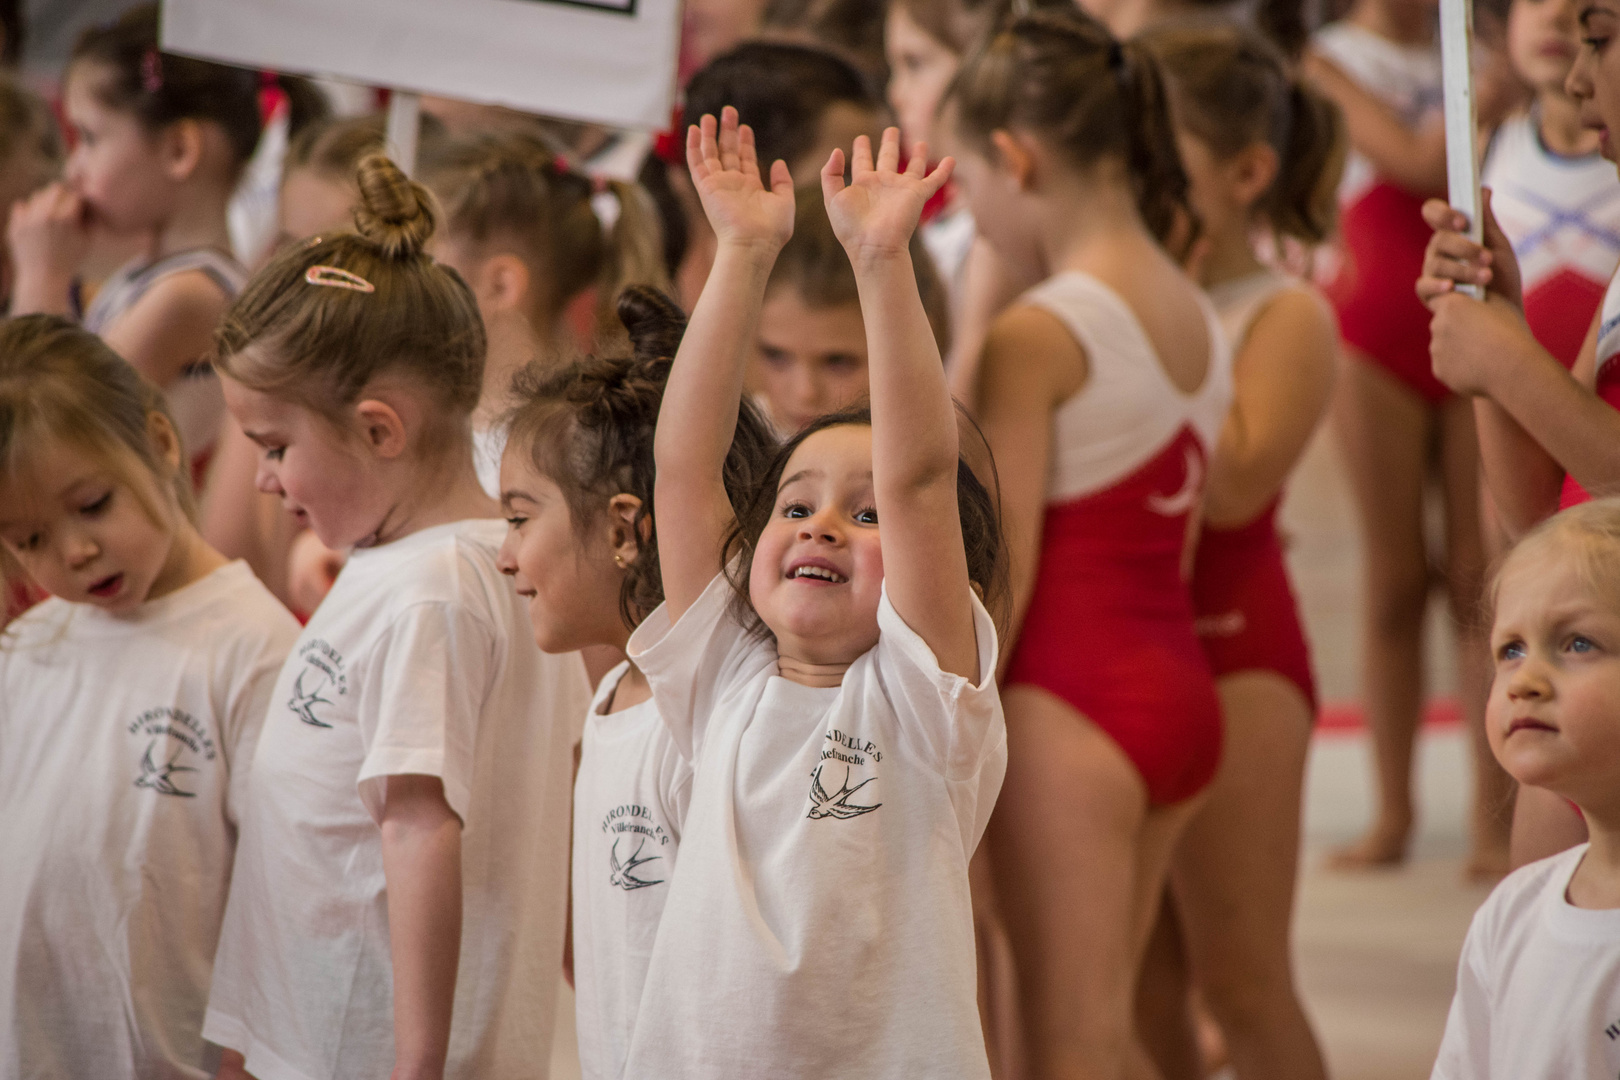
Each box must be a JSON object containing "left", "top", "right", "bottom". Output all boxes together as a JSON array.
[
  {"left": 149, "top": 180, "right": 234, "bottom": 261},
  {"left": 1038, "top": 169, "right": 1163, "bottom": 281},
  {"left": 1196, "top": 218, "right": 1266, "bottom": 289},
  {"left": 476, "top": 315, "right": 551, "bottom": 431},
  {"left": 365, "top": 445, "right": 498, "bottom": 548},
  {"left": 146, "top": 521, "right": 229, "bottom": 605},
  {"left": 1348, "top": 0, "right": 1434, "bottom": 46},
  {"left": 1535, "top": 89, "right": 1601, "bottom": 158},
  {"left": 777, "top": 654, "right": 850, "bottom": 688},
  {"left": 1568, "top": 809, "right": 1620, "bottom": 909}
]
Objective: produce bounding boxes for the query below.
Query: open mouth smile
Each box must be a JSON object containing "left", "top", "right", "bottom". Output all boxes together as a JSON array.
[{"left": 787, "top": 560, "right": 848, "bottom": 584}]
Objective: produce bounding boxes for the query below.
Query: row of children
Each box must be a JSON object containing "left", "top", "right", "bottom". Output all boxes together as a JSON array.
[{"left": 3, "top": 0, "right": 1620, "bottom": 1078}]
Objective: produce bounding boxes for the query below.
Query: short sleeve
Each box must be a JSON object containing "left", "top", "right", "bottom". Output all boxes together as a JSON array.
[
  {"left": 354, "top": 601, "right": 498, "bottom": 825},
  {"left": 1430, "top": 908, "right": 1495, "bottom": 1080},
  {"left": 220, "top": 621, "right": 299, "bottom": 828},
  {"left": 872, "top": 582, "right": 1003, "bottom": 780},
  {"left": 627, "top": 570, "right": 772, "bottom": 760}
]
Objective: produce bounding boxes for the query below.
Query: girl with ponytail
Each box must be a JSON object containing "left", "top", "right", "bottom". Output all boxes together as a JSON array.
[
  {"left": 948, "top": 11, "right": 1232, "bottom": 1077},
  {"left": 496, "top": 285, "right": 775, "bottom": 1080},
  {"left": 424, "top": 130, "right": 669, "bottom": 495},
  {"left": 203, "top": 154, "right": 592, "bottom": 1080},
  {"left": 1138, "top": 22, "right": 1343, "bottom": 1080}
]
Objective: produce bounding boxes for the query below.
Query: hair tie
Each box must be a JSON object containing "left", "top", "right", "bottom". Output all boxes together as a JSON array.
[
  {"left": 305, "top": 265, "right": 375, "bottom": 293},
  {"left": 140, "top": 48, "right": 163, "bottom": 94}
]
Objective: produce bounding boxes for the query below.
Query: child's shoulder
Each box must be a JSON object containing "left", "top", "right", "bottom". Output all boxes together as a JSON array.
[{"left": 1471, "top": 844, "right": 1587, "bottom": 943}]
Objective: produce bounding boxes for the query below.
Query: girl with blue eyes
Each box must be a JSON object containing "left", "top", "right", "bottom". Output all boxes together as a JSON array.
[
  {"left": 0, "top": 316, "right": 299, "bottom": 1077},
  {"left": 1432, "top": 497, "right": 1620, "bottom": 1078}
]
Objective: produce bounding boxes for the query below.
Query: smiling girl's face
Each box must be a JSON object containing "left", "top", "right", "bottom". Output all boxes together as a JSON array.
[
  {"left": 748, "top": 424, "right": 885, "bottom": 665},
  {"left": 1570, "top": 0, "right": 1620, "bottom": 160},
  {"left": 1487, "top": 538, "right": 1620, "bottom": 808}
]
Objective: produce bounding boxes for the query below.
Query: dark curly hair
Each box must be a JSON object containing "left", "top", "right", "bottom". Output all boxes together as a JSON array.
[
  {"left": 503, "top": 285, "right": 778, "bottom": 629},
  {"left": 722, "top": 405, "right": 1008, "bottom": 639}
]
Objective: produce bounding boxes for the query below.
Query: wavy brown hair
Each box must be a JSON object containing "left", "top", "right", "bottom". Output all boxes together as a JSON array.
[{"left": 503, "top": 286, "right": 778, "bottom": 629}]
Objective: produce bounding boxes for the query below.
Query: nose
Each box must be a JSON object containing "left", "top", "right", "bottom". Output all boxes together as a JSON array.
[
  {"left": 797, "top": 505, "right": 844, "bottom": 546},
  {"left": 61, "top": 526, "right": 98, "bottom": 570},
  {"left": 1505, "top": 654, "right": 1553, "bottom": 702},
  {"left": 1567, "top": 47, "right": 1594, "bottom": 100},
  {"left": 254, "top": 458, "right": 282, "bottom": 496},
  {"left": 496, "top": 529, "right": 518, "bottom": 577}
]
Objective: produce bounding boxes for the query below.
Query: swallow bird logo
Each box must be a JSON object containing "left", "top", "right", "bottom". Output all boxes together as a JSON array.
[
  {"left": 806, "top": 763, "right": 881, "bottom": 820},
  {"left": 134, "top": 739, "right": 197, "bottom": 797},
  {"left": 609, "top": 836, "right": 664, "bottom": 891},
  {"left": 1146, "top": 444, "right": 1204, "bottom": 517},
  {"left": 288, "top": 669, "right": 334, "bottom": 728}
]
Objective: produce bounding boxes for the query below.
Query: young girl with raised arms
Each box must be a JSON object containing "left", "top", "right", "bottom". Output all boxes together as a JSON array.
[
  {"left": 1142, "top": 22, "right": 1343, "bottom": 1080},
  {"left": 9, "top": 4, "right": 268, "bottom": 483},
  {"left": 496, "top": 285, "right": 776, "bottom": 1080},
  {"left": 0, "top": 317, "right": 299, "bottom": 1077},
  {"left": 952, "top": 12, "right": 1230, "bottom": 1078},
  {"left": 201, "top": 155, "right": 591, "bottom": 1080},
  {"left": 616, "top": 108, "right": 1006, "bottom": 1078},
  {"left": 1430, "top": 499, "right": 1620, "bottom": 1078}
]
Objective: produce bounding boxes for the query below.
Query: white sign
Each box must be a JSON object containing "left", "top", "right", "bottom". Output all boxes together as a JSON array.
[{"left": 159, "top": 0, "right": 682, "bottom": 131}]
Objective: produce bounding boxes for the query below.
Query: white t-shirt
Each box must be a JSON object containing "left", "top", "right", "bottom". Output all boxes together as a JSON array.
[
  {"left": 620, "top": 573, "right": 1006, "bottom": 1079},
  {"left": 572, "top": 662, "right": 693, "bottom": 1080},
  {"left": 0, "top": 561, "right": 298, "bottom": 1080},
  {"left": 203, "top": 519, "right": 590, "bottom": 1080},
  {"left": 1433, "top": 844, "right": 1620, "bottom": 1079}
]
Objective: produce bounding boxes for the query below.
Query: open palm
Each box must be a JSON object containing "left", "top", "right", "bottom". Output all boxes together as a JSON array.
[
  {"left": 686, "top": 106, "right": 795, "bottom": 251},
  {"left": 821, "top": 128, "right": 953, "bottom": 265}
]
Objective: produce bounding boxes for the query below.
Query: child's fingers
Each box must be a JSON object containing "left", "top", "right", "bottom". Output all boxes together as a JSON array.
[
  {"left": 875, "top": 127, "right": 901, "bottom": 174},
  {"left": 851, "top": 134, "right": 874, "bottom": 178},
  {"left": 1415, "top": 274, "right": 1456, "bottom": 308},
  {"left": 718, "top": 106, "right": 741, "bottom": 172},
  {"left": 699, "top": 113, "right": 721, "bottom": 172},
  {"left": 1421, "top": 197, "right": 1468, "bottom": 233},
  {"left": 738, "top": 122, "right": 761, "bottom": 181},
  {"left": 686, "top": 123, "right": 706, "bottom": 178},
  {"left": 920, "top": 156, "right": 955, "bottom": 198},
  {"left": 821, "top": 147, "right": 847, "bottom": 203},
  {"left": 768, "top": 158, "right": 792, "bottom": 195},
  {"left": 905, "top": 142, "right": 929, "bottom": 178}
]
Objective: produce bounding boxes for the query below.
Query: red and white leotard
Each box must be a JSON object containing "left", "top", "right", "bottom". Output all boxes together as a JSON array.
[
  {"left": 1483, "top": 111, "right": 1620, "bottom": 367},
  {"left": 1191, "top": 271, "right": 1318, "bottom": 712},
  {"left": 1315, "top": 22, "right": 1447, "bottom": 403},
  {"left": 1004, "top": 272, "right": 1233, "bottom": 805},
  {"left": 1561, "top": 272, "right": 1620, "bottom": 508}
]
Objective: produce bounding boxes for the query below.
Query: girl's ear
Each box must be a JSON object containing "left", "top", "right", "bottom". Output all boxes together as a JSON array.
[
  {"left": 161, "top": 118, "right": 205, "bottom": 183},
  {"left": 353, "top": 399, "right": 410, "bottom": 460},
  {"left": 146, "top": 411, "right": 183, "bottom": 473},
  {"left": 478, "top": 253, "right": 535, "bottom": 318},
  {"left": 1230, "top": 141, "right": 1280, "bottom": 209},
  {"left": 988, "top": 129, "right": 1036, "bottom": 190},
  {"left": 606, "top": 492, "right": 644, "bottom": 566}
]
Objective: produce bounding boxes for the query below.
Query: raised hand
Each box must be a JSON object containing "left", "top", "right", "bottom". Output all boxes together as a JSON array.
[
  {"left": 686, "top": 106, "right": 794, "bottom": 253},
  {"left": 821, "top": 128, "right": 952, "bottom": 266}
]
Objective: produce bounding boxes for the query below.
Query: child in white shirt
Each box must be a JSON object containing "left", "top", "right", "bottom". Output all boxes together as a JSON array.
[
  {"left": 201, "top": 154, "right": 590, "bottom": 1080},
  {"left": 620, "top": 110, "right": 1007, "bottom": 1079},
  {"left": 1433, "top": 497, "right": 1620, "bottom": 1078},
  {"left": 0, "top": 316, "right": 299, "bottom": 1079},
  {"left": 493, "top": 285, "right": 776, "bottom": 1080}
]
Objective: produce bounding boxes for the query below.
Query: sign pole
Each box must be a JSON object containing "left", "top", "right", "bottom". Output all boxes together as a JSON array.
[
  {"left": 386, "top": 90, "right": 421, "bottom": 177},
  {"left": 1440, "top": 0, "right": 1483, "bottom": 299}
]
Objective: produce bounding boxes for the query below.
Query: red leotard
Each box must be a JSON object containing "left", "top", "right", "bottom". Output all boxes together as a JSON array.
[
  {"left": 1190, "top": 273, "right": 1320, "bottom": 712},
  {"left": 1560, "top": 273, "right": 1620, "bottom": 508},
  {"left": 1005, "top": 273, "right": 1233, "bottom": 806},
  {"left": 1314, "top": 23, "right": 1447, "bottom": 403}
]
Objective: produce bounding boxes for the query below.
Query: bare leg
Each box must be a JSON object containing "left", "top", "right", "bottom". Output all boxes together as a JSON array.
[
  {"left": 1135, "top": 894, "right": 1200, "bottom": 1080},
  {"left": 1509, "top": 784, "right": 1589, "bottom": 869},
  {"left": 1438, "top": 396, "right": 1513, "bottom": 880},
  {"left": 989, "top": 686, "right": 1201, "bottom": 1080},
  {"left": 1329, "top": 356, "right": 1432, "bottom": 868},
  {"left": 974, "top": 841, "right": 1027, "bottom": 1080},
  {"left": 1173, "top": 672, "right": 1327, "bottom": 1080}
]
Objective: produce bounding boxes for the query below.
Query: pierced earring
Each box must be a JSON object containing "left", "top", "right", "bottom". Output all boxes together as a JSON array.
[{"left": 613, "top": 553, "right": 626, "bottom": 567}]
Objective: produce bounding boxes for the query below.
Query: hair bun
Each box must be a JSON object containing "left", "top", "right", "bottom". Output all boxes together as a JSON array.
[
  {"left": 353, "top": 153, "right": 438, "bottom": 259},
  {"left": 616, "top": 285, "right": 687, "bottom": 366}
]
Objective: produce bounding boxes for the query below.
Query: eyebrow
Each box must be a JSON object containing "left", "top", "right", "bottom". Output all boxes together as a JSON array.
[
  {"left": 499, "top": 489, "right": 535, "bottom": 509},
  {"left": 1581, "top": 5, "right": 1615, "bottom": 26},
  {"left": 779, "top": 468, "right": 823, "bottom": 490}
]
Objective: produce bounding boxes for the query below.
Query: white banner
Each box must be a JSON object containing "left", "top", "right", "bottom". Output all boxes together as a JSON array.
[{"left": 160, "top": 0, "right": 682, "bottom": 131}]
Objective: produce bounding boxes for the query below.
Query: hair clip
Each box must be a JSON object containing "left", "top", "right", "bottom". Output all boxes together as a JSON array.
[
  {"left": 304, "top": 265, "right": 375, "bottom": 293},
  {"left": 141, "top": 48, "right": 163, "bottom": 94}
]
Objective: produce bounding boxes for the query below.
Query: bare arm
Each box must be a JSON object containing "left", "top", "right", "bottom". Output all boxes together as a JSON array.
[
  {"left": 823, "top": 130, "right": 976, "bottom": 677},
  {"left": 100, "top": 270, "right": 229, "bottom": 389},
  {"left": 380, "top": 774, "right": 463, "bottom": 1080},
  {"left": 945, "top": 237, "right": 1043, "bottom": 413},
  {"left": 1203, "top": 287, "right": 1338, "bottom": 527},
  {"left": 653, "top": 108, "right": 794, "bottom": 622},
  {"left": 1304, "top": 50, "right": 1448, "bottom": 195},
  {"left": 7, "top": 182, "right": 89, "bottom": 317},
  {"left": 972, "top": 305, "right": 1084, "bottom": 676}
]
